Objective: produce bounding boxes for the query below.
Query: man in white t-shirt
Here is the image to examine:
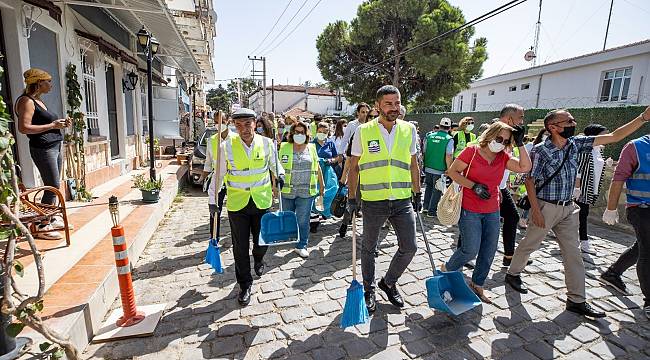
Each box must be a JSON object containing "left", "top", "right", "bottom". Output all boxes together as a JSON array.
[{"left": 341, "top": 102, "right": 371, "bottom": 155}]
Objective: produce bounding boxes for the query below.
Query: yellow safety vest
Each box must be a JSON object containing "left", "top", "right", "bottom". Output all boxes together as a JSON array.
[
  {"left": 209, "top": 131, "right": 235, "bottom": 169},
  {"left": 454, "top": 131, "right": 477, "bottom": 158},
  {"left": 358, "top": 119, "right": 413, "bottom": 201},
  {"left": 279, "top": 142, "right": 319, "bottom": 196},
  {"left": 224, "top": 134, "right": 272, "bottom": 211}
]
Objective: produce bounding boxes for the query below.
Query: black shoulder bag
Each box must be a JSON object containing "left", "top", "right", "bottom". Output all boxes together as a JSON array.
[{"left": 517, "top": 148, "right": 571, "bottom": 210}]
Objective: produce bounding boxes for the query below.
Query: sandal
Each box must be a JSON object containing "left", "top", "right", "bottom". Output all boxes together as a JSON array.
[{"left": 470, "top": 282, "right": 492, "bottom": 304}]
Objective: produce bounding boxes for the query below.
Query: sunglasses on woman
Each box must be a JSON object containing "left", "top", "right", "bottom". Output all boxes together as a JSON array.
[{"left": 494, "top": 136, "right": 511, "bottom": 146}]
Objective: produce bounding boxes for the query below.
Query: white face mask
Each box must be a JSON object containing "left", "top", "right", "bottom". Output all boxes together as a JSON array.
[
  {"left": 466, "top": 124, "right": 474, "bottom": 131},
  {"left": 316, "top": 133, "right": 327, "bottom": 141},
  {"left": 220, "top": 124, "right": 228, "bottom": 133},
  {"left": 229, "top": 125, "right": 237, "bottom": 133},
  {"left": 293, "top": 134, "right": 307, "bottom": 144},
  {"left": 488, "top": 140, "right": 506, "bottom": 153}
]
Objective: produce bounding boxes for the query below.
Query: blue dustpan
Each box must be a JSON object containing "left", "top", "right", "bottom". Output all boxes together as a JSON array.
[
  {"left": 416, "top": 213, "right": 481, "bottom": 315},
  {"left": 258, "top": 208, "right": 300, "bottom": 246},
  {"left": 425, "top": 269, "right": 481, "bottom": 315}
]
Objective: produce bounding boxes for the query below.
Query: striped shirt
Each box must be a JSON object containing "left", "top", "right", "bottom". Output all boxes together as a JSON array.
[{"left": 530, "top": 135, "right": 595, "bottom": 201}]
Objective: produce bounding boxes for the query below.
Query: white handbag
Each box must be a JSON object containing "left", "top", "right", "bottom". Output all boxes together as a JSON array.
[{"left": 436, "top": 147, "right": 478, "bottom": 226}]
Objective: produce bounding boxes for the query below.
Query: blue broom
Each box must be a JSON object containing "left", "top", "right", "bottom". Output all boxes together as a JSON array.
[
  {"left": 340, "top": 214, "right": 369, "bottom": 328},
  {"left": 205, "top": 111, "right": 224, "bottom": 274}
]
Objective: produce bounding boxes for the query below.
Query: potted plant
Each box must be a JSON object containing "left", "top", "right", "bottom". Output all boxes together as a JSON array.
[{"left": 132, "top": 174, "right": 163, "bottom": 203}]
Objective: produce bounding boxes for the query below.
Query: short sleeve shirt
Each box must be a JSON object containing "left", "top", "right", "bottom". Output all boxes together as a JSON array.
[
  {"left": 530, "top": 135, "right": 595, "bottom": 201},
  {"left": 458, "top": 146, "right": 511, "bottom": 213},
  {"left": 351, "top": 120, "right": 418, "bottom": 157}
]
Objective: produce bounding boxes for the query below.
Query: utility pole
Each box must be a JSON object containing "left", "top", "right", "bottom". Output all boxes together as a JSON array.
[
  {"left": 248, "top": 56, "right": 267, "bottom": 112},
  {"left": 603, "top": 0, "right": 614, "bottom": 51},
  {"left": 271, "top": 79, "right": 275, "bottom": 114},
  {"left": 236, "top": 78, "right": 242, "bottom": 104}
]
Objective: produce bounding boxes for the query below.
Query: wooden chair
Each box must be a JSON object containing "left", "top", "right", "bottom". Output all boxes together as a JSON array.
[{"left": 2, "top": 185, "right": 71, "bottom": 246}]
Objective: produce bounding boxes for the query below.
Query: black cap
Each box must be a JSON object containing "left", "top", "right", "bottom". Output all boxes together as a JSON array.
[{"left": 232, "top": 108, "right": 257, "bottom": 120}]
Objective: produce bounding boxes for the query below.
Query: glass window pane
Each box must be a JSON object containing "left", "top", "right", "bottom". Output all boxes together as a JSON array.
[
  {"left": 605, "top": 71, "right": 614, "bottom": 79},
  {"left": 621, "top": 78, "right": 630, "bottom": 100},
  {"left": 615, "top": 70, "right": 624, "bottom": 78},
  {"left": 600, "top": 79, "right": 612, "bottom": 101},
  {"left": 624, "top": 68, "right": 632, "bottom": 77},
  {"left": 611, "top": 78, "right": 622, "bottom": 101}
]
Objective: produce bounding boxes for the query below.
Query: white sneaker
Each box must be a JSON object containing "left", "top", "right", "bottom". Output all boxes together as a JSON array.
[
  {"left": 36, "top": 224, "right": 63, "bottom": 240},
  {"left": 294, "top": 248, "right": 309, "bottom": 258},
  {"left": 580, "top": 240, "right": 596, "bottom": 255}
]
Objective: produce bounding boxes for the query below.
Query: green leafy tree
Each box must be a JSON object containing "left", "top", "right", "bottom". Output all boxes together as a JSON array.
[
  {"left": 316, "top": 0, "right": 487, "bottom": 107},
  {"left": 226, "top": 78, "right": 258, "bottom": 108},
  {"left": 205, "top": 85, "right": 231, "bottom": 113}
]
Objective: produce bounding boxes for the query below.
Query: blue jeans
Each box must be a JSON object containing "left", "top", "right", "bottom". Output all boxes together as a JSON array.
[
  {"left": 446, "top": 209, "right": 500, "bottom": 286},
  {"left": 281, "top": 195, "right": 315, "bottom": 249},
  {"left": 424, "top": 173, "right": 443, "bottom": 214}
]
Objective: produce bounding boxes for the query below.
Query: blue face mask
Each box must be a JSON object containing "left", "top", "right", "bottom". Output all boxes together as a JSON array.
[{"left": 256, "top": 127, "right": 264, "bottom": 134}]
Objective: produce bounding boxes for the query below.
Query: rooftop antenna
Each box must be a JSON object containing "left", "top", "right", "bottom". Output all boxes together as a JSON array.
[
  {"left": 603, "top": 0, "right": 614, "bottom": 51},
  {"left": 525, "top": 0, "right": 543, "bottom": 66}
]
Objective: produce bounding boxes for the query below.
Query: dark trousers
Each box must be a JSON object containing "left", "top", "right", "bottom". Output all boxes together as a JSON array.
[
  {"left": 228, "top": 198, "right": 268, "bottom": 290},
  {"left": 29, "top": 143, "right": 62, "bottom": 205},
  {"left": 209, "top": 187, "right": 227, "bottom": 237},
  {"left": 608, "top": 206, "right": 649, "bottom": 306},
  {"left": 575, "top": 201, "right": 590, "bottom": 241},
  {"left": 500, "top": 188, "right": 519, "bottom": 257}
]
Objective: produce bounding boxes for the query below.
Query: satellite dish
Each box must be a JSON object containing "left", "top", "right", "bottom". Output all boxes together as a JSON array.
[{"left": 524, "top": 50, "right": 536, "bottom": 62}]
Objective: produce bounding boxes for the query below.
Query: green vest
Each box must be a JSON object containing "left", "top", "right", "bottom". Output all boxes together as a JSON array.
[
  {"left": 358, "top": 119, "right": 413, "bottom": 201},
  {"left": 424, "top": 131, "right": 452, "bottom": 171},
  {"left": 454, "top": 131, "right": 477, "bottom": 158},
  {"left": 310, "top": 121, "right": 318, "bottom": 137},
  {"left": 279, "top": 142, "right": 319, "bottom": 196},
  {"left": 224, "top": 134, "right": 272, "bottom": 212},
  {"left": 508, "top": 147, "right": 526, "bottom": 195}
]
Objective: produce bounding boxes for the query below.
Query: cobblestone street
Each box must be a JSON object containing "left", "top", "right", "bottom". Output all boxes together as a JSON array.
[{"left": 83, "top": 188, "right": 649, "bottom": 359}]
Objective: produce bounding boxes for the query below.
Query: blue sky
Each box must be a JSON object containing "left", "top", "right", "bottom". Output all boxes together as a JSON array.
[{"left": 211, "top": 0, "right": 650, "bottom": 86}]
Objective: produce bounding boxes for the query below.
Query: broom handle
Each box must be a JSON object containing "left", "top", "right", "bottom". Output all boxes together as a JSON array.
[
  {"left": 273, "top": 128, "right": 283, "bottom": 212},
  {"left": 213, "top": 110, "right": 223, "bottom": 240},
  {"left": 352, "top": 213, "right": 357, "bottom": 280},
  {"left": 416, "top": 212, "right": 437, "bottom": 273}
]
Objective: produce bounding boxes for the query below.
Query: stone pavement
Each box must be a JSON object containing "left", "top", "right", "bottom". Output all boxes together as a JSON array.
[{"left": 83, "top": 188, "right": 649, "bottom": 359}]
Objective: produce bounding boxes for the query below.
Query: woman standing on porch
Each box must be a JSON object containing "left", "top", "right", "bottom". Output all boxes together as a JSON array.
[{"left": 16, "top": 68, "right": 70, "bottom": 239}]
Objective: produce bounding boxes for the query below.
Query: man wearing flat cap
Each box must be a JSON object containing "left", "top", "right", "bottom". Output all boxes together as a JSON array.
[{"left": 212, "top": 108, "right": 285, "bottom": 306}]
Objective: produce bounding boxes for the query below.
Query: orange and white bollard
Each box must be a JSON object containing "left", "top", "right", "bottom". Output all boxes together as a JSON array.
[
  {"left": 109, "top": 196, "right": 144, "bottom": 327},
  {"left": 111, "top": 224, "right": 145, "bottom": 327},
  {"left": 92, "top": 195, "right": 166, "bottom": 343}
]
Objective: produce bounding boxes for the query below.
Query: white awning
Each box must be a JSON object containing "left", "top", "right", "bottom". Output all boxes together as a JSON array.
[{"left": 61, "top": 0, "right": 201, "bottom": 74}]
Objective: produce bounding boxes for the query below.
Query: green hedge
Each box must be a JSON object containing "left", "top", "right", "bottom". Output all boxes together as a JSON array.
[{"left": 406, "top": 105, "right": 648, "bottom": 159}]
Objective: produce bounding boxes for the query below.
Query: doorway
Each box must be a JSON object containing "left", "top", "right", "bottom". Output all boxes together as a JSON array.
[
  {"left": 0, "top": 10, "right": 17, "bottom": 165},
  {"left": 105, "top": 66, "right": 119, "bottom": 159}
]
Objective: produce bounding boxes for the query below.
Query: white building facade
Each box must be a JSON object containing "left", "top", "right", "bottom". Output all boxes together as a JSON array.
[
  {"left": 249, "top": 85, "right": 355, "bottom": 116},
  {"left": 452, "top": 40, "right": 650, "bottom": 112},
  {"left": 1, "top": 0, "right": 208, "bottom": 190}
]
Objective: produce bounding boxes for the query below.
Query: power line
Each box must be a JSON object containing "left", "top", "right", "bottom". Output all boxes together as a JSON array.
[
  {"left": 249, "top": 0, "right": 295, "bottom": 55},
  {"left": 262, "top": 0, "right": 324, "bottom": 56},
  {"left": 258, "top": 0, "right": 311, "bottom": 55},
  {"left": 340, "top": 0, "right": 529, "bottom": 81}
]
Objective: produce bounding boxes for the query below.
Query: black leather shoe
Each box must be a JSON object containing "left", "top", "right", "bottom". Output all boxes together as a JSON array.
[
  {"left": 378, "top": 278, "right": 404, "bottom": 308},
  {"left": 365, "top": 290, "right": 376, "bottom": 313},
  {"left": 566, "top": 300, "right": 606, "bottom": 318},
  {"left": 505, "top": 274, "right": 528, "bottom": 294},
  {"left": 238, "top": 287, "right": 251, "bottom": 306},
  {"left": 254, "top": 262, "right": 265, "bottom": 277},
  {"left": 338, "top": 223, "right": 347, "bottom": 238},
  {"left": 503, "top": 257, "right": 533, "bottom": 267}
]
